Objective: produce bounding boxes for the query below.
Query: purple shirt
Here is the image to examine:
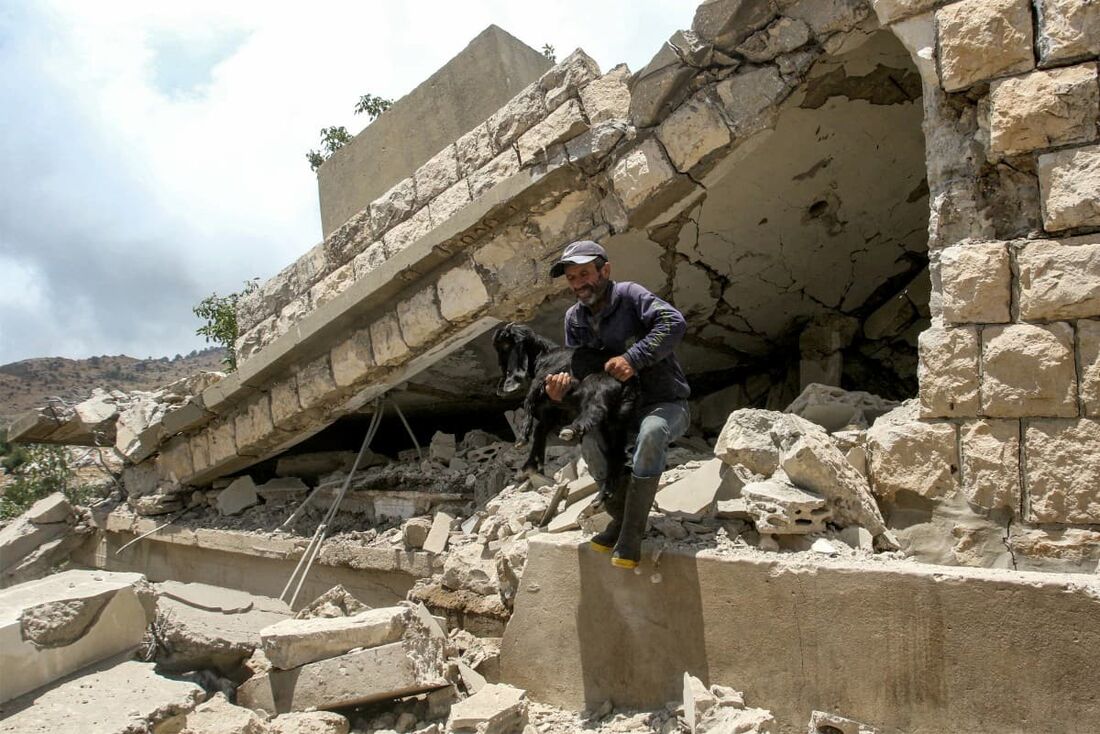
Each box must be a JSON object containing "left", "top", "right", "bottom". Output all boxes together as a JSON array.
[{"left": 564, "top": 281, "right": 691, "bottom": 405}]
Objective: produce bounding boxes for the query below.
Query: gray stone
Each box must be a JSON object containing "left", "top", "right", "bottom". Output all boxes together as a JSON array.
[
  {"left": 741, "top": 476, "right": 830, "bottom": 534},
  {"left": 423, "top": 511, "right": 456, "bottom": 555},
  {"left": 261, "top": 606, "right": 410, "bottom": 670},
  {"left": 1036, "top": 0, "right": 1100, "bottom": 64},
  {"left": 629, "top": 31, "right": 710, "bottom": 128},
  {"left": 785, "top": 383, "right": 898, "bottom": 432},
  {"left": 442, "top": 543, "right": 499, "bottom": 597},
  {"left": 448, "top": 683, "right": 528, "bottom": 734},
  {"left": 216, "top": 475, "right": 259, "bottom": 516},
  {"left": 779, "top": 433, "right": 886, "bottom": 534},
  {"left": 1039, "top": 144, "right": 1100, "bottom": 232},
  {"left": 539, "top": 49, "right": 601, "bottom": 112},
  {"left": 655, "top": 458, "right": 742, "bottom": 520},
  {"left": 735, "top": 17, "right": 811, "bottom": 62},
  {"left": 692, "top": 0, "right": 778, "bottom": 52},
  {"left": 23, "top": 493, "right": 73, "bottom": 525},
  {"left": 715, "top": 66, "right": 789, "bottom": 136}
]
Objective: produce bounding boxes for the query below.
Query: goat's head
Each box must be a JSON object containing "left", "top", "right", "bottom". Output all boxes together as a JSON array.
[{"left": 492, "top": 322, "right": 540, "bottom": 397}]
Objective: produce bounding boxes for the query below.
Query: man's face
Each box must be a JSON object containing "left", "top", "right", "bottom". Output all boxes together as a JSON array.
[{"left": 564, "top": 260, "right": 611, "bottom": 307}]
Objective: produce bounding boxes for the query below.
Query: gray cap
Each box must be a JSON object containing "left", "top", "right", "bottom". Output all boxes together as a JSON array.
[{"left": 549, "top": 240, "right": 608, "bottom": 278}]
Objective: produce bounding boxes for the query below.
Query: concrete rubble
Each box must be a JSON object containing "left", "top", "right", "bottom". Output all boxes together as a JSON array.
[{"left": 0, "top": 493, "right": 91, "bottom": 587}]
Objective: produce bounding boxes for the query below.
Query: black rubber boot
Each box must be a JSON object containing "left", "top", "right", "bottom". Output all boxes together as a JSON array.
[
  {"left": 588, "top": 477, "right": 627, "bottom": 553},
  {"left": 611, "top": 474, "right": 660, "bottom": 569}
]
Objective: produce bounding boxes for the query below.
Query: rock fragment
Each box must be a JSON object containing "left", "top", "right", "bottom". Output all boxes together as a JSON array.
[{"left": 447, "top": 683, "right": 529, "bottom": 734}]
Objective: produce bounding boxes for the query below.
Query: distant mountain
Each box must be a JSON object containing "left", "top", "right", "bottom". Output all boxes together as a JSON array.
[{"left": 0, "top": 347, "right": 226, "bottom": 427}]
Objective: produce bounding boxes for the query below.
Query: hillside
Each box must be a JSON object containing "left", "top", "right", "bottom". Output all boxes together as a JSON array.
[{"left": 0, "top": 347, "right": 226, "bottom": 427}]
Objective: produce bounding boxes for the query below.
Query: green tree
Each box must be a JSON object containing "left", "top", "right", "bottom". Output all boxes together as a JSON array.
[
  {"left": 306, "top": 92, "right": 393, "bottom": 172},
  {"left": 0, "top": 428, "right": 29, "bottom": 474},
  {"left": 542, "top": 44, "right": 556, "bottom": 63},
  {"left": 192, "top": 278, "right": 259, "bottom": 371},
  {"left": 0, "top": 444, "right": 81, "bottom": 520},
  {"left": 354, "top": 93, "right": 392, "bottom": 119}
]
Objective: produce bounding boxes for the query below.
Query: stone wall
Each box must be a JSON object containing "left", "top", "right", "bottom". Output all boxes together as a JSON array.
[{"left": 860, "top": 0, "right": 1100, "bottom": 568}]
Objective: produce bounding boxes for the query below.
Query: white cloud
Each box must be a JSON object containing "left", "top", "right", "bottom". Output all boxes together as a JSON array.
[{"left": 0, "top": 0, "right": 695, "bottom": 364}]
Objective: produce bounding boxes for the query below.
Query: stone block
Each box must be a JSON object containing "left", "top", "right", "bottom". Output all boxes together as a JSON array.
[
  {"left": 330, "top": 326, "right": 377, "bottom": 388},
  {"left": 610, "top": 137, "right": 680, "bottom": 214},
  {"left": 382, "top": 205, "right": 433, "bottom": 257},
  {"left": 715, "top": 66, "right": 789, "bottom": 136},
  {"left": 0, "top": 660, "right": 203, "bottom": 733},
  {"left": 741, "top": 477, "right": 831, "bottom": 534},
  {"left": 655, "top": 458, "right": 741, "bottom": 520},
  {"left": 487, "top": 82, "right": 546, "bottom": 152},
  {"left": 516, "top": 99, "right": 589, "bottom": 165},
  {"left": 238, "top": 638, "right": 446, "bottom": 714},
  {"left": 369, "top": 176, "right": 418, "bottom": 236},
  {"left": 468, "top": 147, "right": 522, "bottom": 199},
  {"left": 579, "top": 64, "right": 631, "bottom": 124},
  {"left": 415, "top": 144, "right": 461, "bottom": 207},
  {"left": 989, "top": 65, "right": 1099, "bottom": 158},
  {"left": 370, "top": 312, "right": 410, "bottom": 367},
  {"left": 0, "top": 570, "right": 149, "bottom": 703},
  {"left": 917, "top": 324, "right": 980, "bottom": 417},
  {"left": 261, "top": 606, "right": 409, "bottom": 670},
  {"left": 442, "top": 543, "right": 499, "bottom": 597},
  {"left": 1026, "top": 419, "right": 1100, "bottom": 523},
  {"left": 428, "top": 178, "right": 472, "bottom": 225},
  {"left": 867, "top": 402, "right": 958, "bottom": 500},
  {"left": 0, "top": 518, "right": 68, "bottom": 576},
  {"left": 960, "top": 420, "right": 1020, "bottom": 511},
  {"left": 352, "top": 240, "right": 387, "bottom": 278},
  {"left": 162, "top": 397, "right": 214, "bottom": 436},
  {"left": 270, "top": 376, "right": 306, "bottom": 432},
  {"left": 1007, "top": 526, "right": 1100, "bottom": 574},
  {"left": 735, "top": 17, "right": 811, "bottom": 62},
  {"left": 234, "top": 392, "right": 281, "bottom": 455},
  {"left": 629, "top": 31, "right": 709, "bottom": 128},
  {"left": 217, "top": 475, "right": 259, "bottom": 516},
  {"left": 448, "top": 683, "right": 528, "bottom": 734},
  {"left": 190, "top": 432, "right": 212, "bottom": 474},
  {"left": 539, "top": 49, "right": 601, "bottom": 112},
  {"left": 935, "top": 0, "right": 1035, "bottom": 92},
  {"left": 1039, "top": 144, "right": 1100, "bottom": 232},
  {"left": 782, "top": 0, "right": 872, "bottom": 37},
  {"left": 939, "top": 242, "right": 1011, "bottom": 323},
  {"left": 308, "top": 261, "right": 356, "bottom": 311},
  {"left": 256, "top": 477, "right": 308, "bottom": 506},
  {"left": 24, "top": 493, "right": 72, "bottom": 525},
  {"left": 424, "top": 511, "right": 456, "bottom": 555},
  {"left": 207, "top": 416, "right": 238, "bottom": 466},
  {"left": 296, "top": 355, "right": 337, "bottom": 411},
  {"left": 981, "top": 322, "right": 1077, "bottom": 417},
  {"left": 714, "top": 409, "right": 789, "bottom": 475},
  {"left": 785, "top": 383, "right": 899, "bottom": 432},
  {"left": 456, "top": 122, "right": 495, "bottom": 178},
  {"left": 657, "top": 90, "right": 731, "bottom": 172},
  {"left": 565, "top": 122, "right": 626, "bottom": 173},
  {"left": 692, "top": 0, "right": 778, "bottom": 52},
  {"left": 159, "top": 435, "right": 195, "bottom": 483},
  {"left": 115, "top": 400, "right": 165, "bottom": 463},
  {"left": 779, "top": 433, "right": 888, "bottom": 534},
  {"left": 1017, "top": 237, "right": 1100, "bottom": 320},
  {"left": 397, "top": 284, "right": 448, "bottom": 350},
  {"left": 403, "top": 517, "right": 433, "bottom": 549},
  {"left": 1036, "top": 0, "right": 1100, "bottom": 64},
  {"left": 437, "top": 262, "right": 491, "bottom": 323},
  {"left": 1079, "top": 319, "right": 1100, "bottom": 416}
]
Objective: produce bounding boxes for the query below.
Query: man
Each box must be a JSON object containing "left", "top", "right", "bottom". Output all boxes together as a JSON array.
[{"left": 545, "top": 239, "right": 690, "bottom": 569}]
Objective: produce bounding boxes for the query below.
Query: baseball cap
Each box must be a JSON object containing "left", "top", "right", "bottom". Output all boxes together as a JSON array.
[{"left": 549, "top": 240, "right": 608, "bottom": 278}]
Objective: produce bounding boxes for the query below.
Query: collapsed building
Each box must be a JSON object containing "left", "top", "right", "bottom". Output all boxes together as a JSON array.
[{"left": 2, "top": 1, "right": 1099, "bottom": 732}]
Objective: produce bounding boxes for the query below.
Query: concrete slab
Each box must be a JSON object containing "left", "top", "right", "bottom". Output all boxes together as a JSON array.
[
  {"left": 0, "top": 658, "right": 203, "bottom": 734},
  {"left": 157, "top": 580, "right": 256, "bottom": 613},
  {"left": 502, "top": 533, "right": 1100, "bottom": 734},
  {"left": 547, "top": 495, "right": 596, "bottom": 533},
  {"left": 216, "top": 475, "right": 259, "bottom": 516},
  {"left": 238, "top": 639, "right": 447, "bottom": 714},
  {"left": 655, "top": 458, "right": 741, "bottom": 520},
  {"left": 424, "top": 511, "right": 456, "bottom": 555},
  {"left": 0, "top": 570, "right": 148, "bottom": 703},
  {"left": 260, "top": 606, "right": 409, "bottom": 670},
  {"left": 447, "top": 682, "right": 528, "bottom": 732}
]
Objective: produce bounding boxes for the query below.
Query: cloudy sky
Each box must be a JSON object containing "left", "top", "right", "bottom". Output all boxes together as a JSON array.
[{"left": 0, "top": 1, "right": 693, "bottom": 364}]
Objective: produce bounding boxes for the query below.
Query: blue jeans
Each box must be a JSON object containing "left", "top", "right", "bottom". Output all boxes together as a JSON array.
[{"left": 582, "top": 401, "right": 690, "bottom": 481}]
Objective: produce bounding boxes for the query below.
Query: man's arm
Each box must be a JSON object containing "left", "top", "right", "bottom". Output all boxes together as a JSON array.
[{"left": 622, "top": 284, "right": 687, "bottom": 371}]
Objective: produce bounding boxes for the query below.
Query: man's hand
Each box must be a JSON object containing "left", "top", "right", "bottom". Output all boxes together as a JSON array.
[
  {"left": 545, "top": 372, "right": 575, "bottom": 402},
  {"left": 604, "top": 355, "right": 636, "bottom": 382}
]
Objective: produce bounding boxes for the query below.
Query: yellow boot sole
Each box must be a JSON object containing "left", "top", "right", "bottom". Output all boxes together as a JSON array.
[
  {"left": 611, "top": 556, "right": 638, "bottom": 569},
  {"left": 589, "top": 540, "right": 614, "bottom": 554}
]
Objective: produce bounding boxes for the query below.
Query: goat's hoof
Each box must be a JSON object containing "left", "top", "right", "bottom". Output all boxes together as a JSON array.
[
  {"left": 558, "top": 427, "right": 577, "bottom": 443},
  {"left": 514, "top": 439, "right": 528, "bottom": 449}
]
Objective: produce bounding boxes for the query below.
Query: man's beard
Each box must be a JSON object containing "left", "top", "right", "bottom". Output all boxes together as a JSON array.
[{"left": 575, "top": 275, "right": 610, "bottom": 307}]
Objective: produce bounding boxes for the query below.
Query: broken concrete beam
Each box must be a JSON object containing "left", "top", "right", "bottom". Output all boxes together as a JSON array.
[
  {"left": 154, "top": 581, "right": 291, "bottom": 675},
  {"left": 404, "top": 516, "right": 434, "bottom": 549},
  {"left": 238, "top": 637, "right": 447, "bottom": 715},
  {"left": 160, "top": 395, "right": 214, "bottom": 435},
  {"left": 0, "top": 518, "right": 71, "bottom": 577},
  {"left": 260, "top": 606, "right": 410, "bottom": 670},
  {"left": 0, "top": 570, "right": 150, "bottom": 703},
  {"left": 447, "top": 683, "right": 528, "bottom": 733},
  {"left": 23, "top": 493, "right": 75, "bottom": 525},
  {"left": 216, "top": 475, "right": 259, "bottom": 516},
  {"left": 0, "top": 660, "right": 203, "bottom": 734},
  {"left": 741, "top": 477, "right": 830, "bottom": 535},
  {"left": 5, "top": 405, "right": 67, "bottom": 443},
  {"left": 423, "top": 511, "right": 456, "bottom": 554},
  {"left": 656, "top": 458, "right": 742, "bottom": 520},
  {"left": 785, "top": 383, "right": 898, "bottom": 432}
]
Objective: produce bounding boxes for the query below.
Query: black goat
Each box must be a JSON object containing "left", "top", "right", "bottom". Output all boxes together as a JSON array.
[{"left": 492, "top": 322, "right": 639, "bottom": 479}]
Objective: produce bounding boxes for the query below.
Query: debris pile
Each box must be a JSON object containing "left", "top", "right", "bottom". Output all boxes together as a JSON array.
[{"left": 0, "top": 492, "right": 92, "bottom": 587}]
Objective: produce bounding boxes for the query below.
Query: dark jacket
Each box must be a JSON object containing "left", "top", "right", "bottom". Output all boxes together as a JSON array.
[{"left": 564, "top": 281, "right": 691, "bottom": 405}]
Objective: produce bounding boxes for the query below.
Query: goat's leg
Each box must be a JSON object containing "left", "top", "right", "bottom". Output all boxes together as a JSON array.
[
  {"left": 514, "top": 384, "right": 542, "bottom": 447},
  {"left": 523, "top": 418, "right": 552, "bottom": 476},
  {"left": 559, "top": 383, "right": 614, "bottom": 442}
]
